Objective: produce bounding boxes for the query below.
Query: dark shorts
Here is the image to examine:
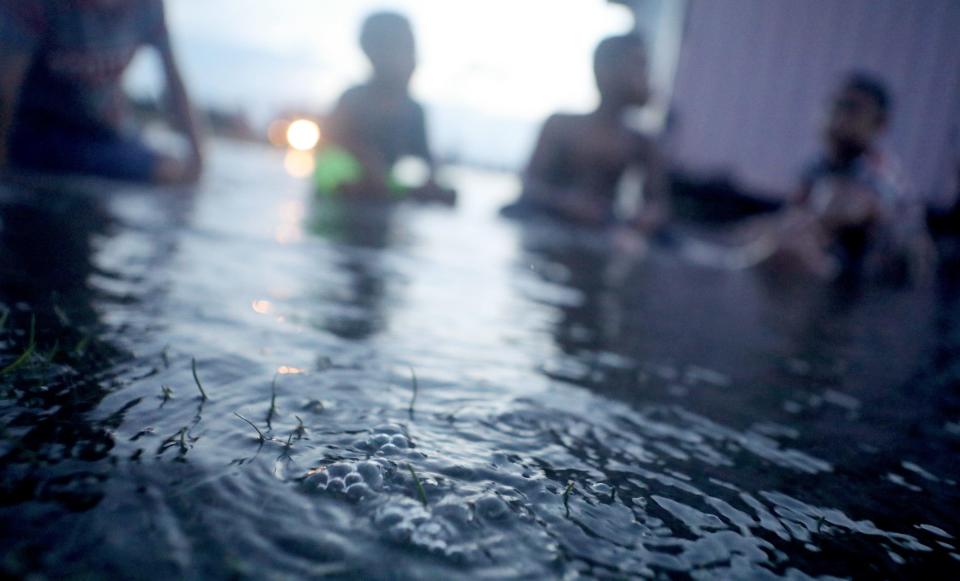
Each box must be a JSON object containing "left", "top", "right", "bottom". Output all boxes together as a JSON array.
[{"left": 9, "top": 119, "right": 158, "bottom": 182}]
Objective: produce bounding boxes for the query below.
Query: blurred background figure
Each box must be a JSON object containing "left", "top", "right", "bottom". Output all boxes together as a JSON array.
[
  {"left": 315, "top": 11, "right": 454, "bottom": 203},
  {"left": 501, "top": 34, "right": 669, "bottom": 231},
  {"left": 0, "top": 0, "right": 203, "bottom": 184},
  {"left": 738, "top": 74, "right": 933, "bottom": 282}
]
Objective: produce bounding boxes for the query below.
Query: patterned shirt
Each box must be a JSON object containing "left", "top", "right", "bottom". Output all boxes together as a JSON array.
[{"left": 1, "top": 0, "right": 167, "bottom": 133}]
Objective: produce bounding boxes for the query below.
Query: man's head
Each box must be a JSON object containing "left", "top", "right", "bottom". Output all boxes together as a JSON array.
[
  {"left": 825, "top": 72, "right": 892, "bottom": 162},
  {"left": 360, "top": 11, "right": 417, "bottom": 90},
  {"left": 594, "top": 34, "right": 650, "bottom": 107}
]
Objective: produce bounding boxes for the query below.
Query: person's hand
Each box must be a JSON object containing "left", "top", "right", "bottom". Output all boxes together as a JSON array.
[
  {"left": 153, "top": 151, "right": 203, "bottom": 186},
  {"left": 411, "top": 182, "right": 457, "bottom": 205},
  {"left": 815, "top": 179, "right": 879, "bottom": 231},
  {"left": 558, "top": 190, "right": 608, "bottom": 225}
]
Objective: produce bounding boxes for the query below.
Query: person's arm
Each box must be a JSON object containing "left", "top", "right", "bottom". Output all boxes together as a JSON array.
[
  {"left": 149, "top": 3, "right": 203, "bottom": 184},
  {"left": 0, "top": 54, "right": 30, "bottom": 173},
  {"left": 631, "top": 136, "right": 671, "bottom": 232}
]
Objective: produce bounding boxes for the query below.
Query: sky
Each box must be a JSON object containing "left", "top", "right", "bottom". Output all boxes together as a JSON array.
[{"left": 127, "top": 0, "right": 642, "bottom": 167}]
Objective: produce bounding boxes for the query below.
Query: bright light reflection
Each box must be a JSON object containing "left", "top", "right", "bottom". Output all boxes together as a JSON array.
[
  {"left": 286, "top": 119, "right": 321, "bottom": 151},
  {"left": 274, "top": 223, "right": 302, "bottom": 244},
  {"left": 277, "top": 366, "right": 304, "bottom": 375},
  {"left": 251, "top": 299, "right": 272, "bottom": 314},
  {"left": 283, "top": 149, "right": 316, "bottom": 178}
]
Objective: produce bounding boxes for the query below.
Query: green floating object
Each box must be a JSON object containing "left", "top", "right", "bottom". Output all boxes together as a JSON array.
[
  {"left": 313, "top": 146, "right": 408, "bottom": 197},
  {"left": 313, "top": 146, "right": 363, "bottom": 195}
]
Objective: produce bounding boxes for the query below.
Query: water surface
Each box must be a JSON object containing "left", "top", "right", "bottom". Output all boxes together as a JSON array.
[{"left": 1, "top": 141, "right": 958, "bottom": 579}]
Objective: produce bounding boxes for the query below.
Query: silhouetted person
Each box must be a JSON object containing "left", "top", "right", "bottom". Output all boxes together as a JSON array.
[
  {"left": 753, "top": 73, "right": 931, "bottom": 281},
  {"left": 0, "top": 0, "right": 202, "bottom": 184},
  {"left": 321, "top": 11, "right": 454, "bottom": 204},
  {"left": 502, "top": 34, "right": 669, "bottom": 231}
]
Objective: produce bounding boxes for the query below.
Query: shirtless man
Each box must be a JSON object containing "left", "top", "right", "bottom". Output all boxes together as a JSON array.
[{"left": 503, "top": 34, "right": 669, "bottom": 231}]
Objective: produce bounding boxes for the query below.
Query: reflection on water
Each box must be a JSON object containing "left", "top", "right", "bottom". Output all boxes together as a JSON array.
[{"left": 1, "top": 141, "right": 958, "bottom": 578}]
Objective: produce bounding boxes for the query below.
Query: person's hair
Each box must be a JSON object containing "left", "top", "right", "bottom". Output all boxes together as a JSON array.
[
  {"left": 360, "top": 11, "right": 412, "bottom": 55},
  {"left": 594, "top": 34, "right": 646, "bottom": 76},
  {"left": 843, "top": 71, "right": 893, "bottom": 118}
]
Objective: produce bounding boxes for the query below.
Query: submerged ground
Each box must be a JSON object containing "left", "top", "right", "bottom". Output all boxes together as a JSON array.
[{"left": 1, "top": 141, "right": 958, "bottom": 579}]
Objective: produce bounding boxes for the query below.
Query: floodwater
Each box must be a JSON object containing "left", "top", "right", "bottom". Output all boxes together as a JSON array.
[{"left": 1, "top": 141, "right": 958, "bottom": 579}]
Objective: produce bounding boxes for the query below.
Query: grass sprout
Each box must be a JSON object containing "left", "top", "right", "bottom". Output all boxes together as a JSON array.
[
  {"left": 563, "top": 481, "right": 575, "bottom": 517},
  {"left": 234, "top": 412, "right": 266, "bottom": 444},
  {"left": 407, "top": 463, "right": 428, "bottom": 507},
  {"left": 266, "top": 373, "right": 278, "bottom": 429},
  {"left": 0, "top": 315, "right": 37, "bottom": 377},
  {"left": 73, "top": 333, "right": 91, "bottom": 357},
  {"left": 407, "top": 366, "right": 418, "bottom": 420},
  {"left": 293, "top": 415, "right": 307, "bottom": 441},
  {"left": 191, "top": 357, "right": 208, "bottom": 400}
]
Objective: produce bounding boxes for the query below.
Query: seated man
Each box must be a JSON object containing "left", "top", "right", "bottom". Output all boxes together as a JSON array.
[
  {"left": 501, "top": 34, "right": 669, "bottom": 231},
  {"left": 0, "top": 0, "right": 202, "bottom": 184},
  {"left": 319, "top": 11, "right": 454, "bottom": 204},
  {"left": 755, "top": 73, "right": 931, "bottom": 281}
]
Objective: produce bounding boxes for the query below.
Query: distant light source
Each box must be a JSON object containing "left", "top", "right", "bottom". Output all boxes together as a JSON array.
[{"left": 286, "top": 119, "right": 321, "bottom": 151}]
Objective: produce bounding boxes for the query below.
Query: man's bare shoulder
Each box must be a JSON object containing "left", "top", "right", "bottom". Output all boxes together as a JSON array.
[{"left": 541, "top": 113, "right": 592, "bottom": 139}]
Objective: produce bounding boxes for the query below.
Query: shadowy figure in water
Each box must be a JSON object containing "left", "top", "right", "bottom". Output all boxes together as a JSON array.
[
  {"left": 319, "top": 11, "right": 454, "bottom": 204},
  {"left": 502, "top": 34, "right": 669, "bottom": 232},
  {"left": 0, "top": 0, "right": 203, "bottom": 184},
  {"left": 738, "top": 73, "right": 933, "bottom": 283}
]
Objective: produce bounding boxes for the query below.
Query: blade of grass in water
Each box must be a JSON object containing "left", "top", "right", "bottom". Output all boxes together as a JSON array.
[
  {"left": 0, "top": 315, "right": 36, "bottom": 377},
  {"left": 73, "top": 334, "right": 91, "bottom": 357},
  {"left": 266, "top": 373, "right": 278, "bottom": 429},
  {"left": 407, "top": 464, "right": 428, "bottom": 507},
  {"left": 563, "top": 481, "right": 575, "bottom": 517},
  {"left": 192, "top": 357, "right": 208, "bottom": 400},
  {"left": 407, "top": 366, "right": 418, "bottom": 420},
  {"left": 0, "top": 308, "right": 9, "bottom": 332},
  {"left": 234, "top": 412, "right": 266, "bottom": 443}
]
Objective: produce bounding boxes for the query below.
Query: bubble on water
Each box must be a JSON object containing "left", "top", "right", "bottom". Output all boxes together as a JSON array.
[
  {"left": 369, "top": 434, "right": 390, "bottom": 447},
  {"left": 344, "top": 473, "right": 363, "bottom": 487},
  {"left": 374, "top": 506, "right": 406, "bottom": 528},
  {"left": 303, "top": 470, "right": 329, "bottom": 491},
  {"left": 327, "top": 463, "right": 353, "bottom": 478},
  {"left": 390, "top": 435, "right": 409, "bottom": 448},
  {"left": 356, "top": 461, "right": 383, "bottom": 488},
  {"left": 326, "top": 477, "right": 345, "bottom": 493},
  {"left": 378, "top": 444, "right": 400, "bottom": 456},
  {"left": 591, "top": 482, "right": 613, "bottom": 496},
  {"left": 346, "top": 482, "right": 372, "bottom": 502},
  {"left": 475, "top": 495, "right": 509, "bottom": 520}
]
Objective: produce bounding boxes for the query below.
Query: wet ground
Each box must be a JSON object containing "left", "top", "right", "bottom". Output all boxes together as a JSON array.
[{"left": 1, "top": 140, "right": 958, "bottom": 579}]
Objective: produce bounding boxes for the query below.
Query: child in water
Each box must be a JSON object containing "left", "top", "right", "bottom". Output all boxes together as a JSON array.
[
  {"left": 320, "top": 11, "right": 454, "bottom": 204},
  {"left": 755, "top": 73, "right": 932, "bottom": 281},
  {"left": 502, "top": 34, "right": 669, "bottom": 231}
]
